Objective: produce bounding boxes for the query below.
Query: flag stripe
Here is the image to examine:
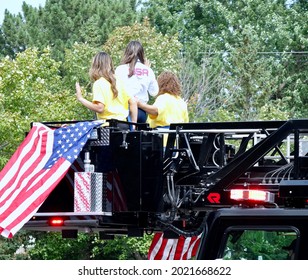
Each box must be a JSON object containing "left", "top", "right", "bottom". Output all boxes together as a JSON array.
[
  {"left": 0, "top": 128, "right": 51, "bottom": 211},
  {"left": 148, "top": 232, "right": 202, "bottom": 260},
  {"left": 182, "top": 235, "right": 201, "bottom": 260},
  {"left": 1, "top": 159, "right": 70, "bottom": 232},
  {"left": 0, "top": 124, "right": 43, "bottom": 180},
  {"left": 0, "top": 124, "right": 46, "bottom": 202},
  {"left": 5, "top": 160, "right": 71, "bottom": 237},
  {"left": 148, "top": 232, "right": 164, "bottom": 260}
]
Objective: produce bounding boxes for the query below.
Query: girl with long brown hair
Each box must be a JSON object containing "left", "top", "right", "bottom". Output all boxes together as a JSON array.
[{"left": 115, "top": 41, "right": 158, "bottom": 123}]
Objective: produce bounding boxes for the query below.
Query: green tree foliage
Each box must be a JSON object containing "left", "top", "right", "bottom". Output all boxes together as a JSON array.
[
  {"left": 221, "top": 27, "right": 292, "bottom": 121},
  {"left": 0, "top": 230, "right": 34, "bottom": 260},
  {"left": 179, "top": 53, "right": 232, "bottom": 122},
  {"left": 28, "top": 232, "right": 153, "bottom": 260},
  {"left": 224, "top": 230, "right": 295, "bottom": 260},
  {"left": 0, "top": 12, "right": 28, "bottom": 57},
  {"left": 142, "top": 0, "right": 307, "bottom": 55},
  {"left": 0, "top": 47, "right": 92, "bottom": 169},
  {"left": 0, "top": 0, "right": 138, "bottom": 60},
  {"left": 29, "top": 232, "right": 95, "bottom": 260},
  {"left": 0, "top": 235, "right": 23, "bottom": 260},
  {"left": 0, "top": 0, "right": 307, "bottom": 260},
  {"left": 142, "top": 0, "right": 308, "bottom": 120},
  {"left": 103, "top": 18, "right": 182, "bottom": 76},
  {"left": 62, "top": 42, "right": 100, "bottom": 91}
]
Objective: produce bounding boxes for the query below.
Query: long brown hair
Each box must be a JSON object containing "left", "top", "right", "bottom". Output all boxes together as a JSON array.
[
  {"left": 120, "top": 40, "right": 145, "bottom": 77},
  {"left": 89, "top": 52, "right": 118, "bottom": 98},
  {"left": 157, "top": 71, "right": 181, "bottom": 97}
]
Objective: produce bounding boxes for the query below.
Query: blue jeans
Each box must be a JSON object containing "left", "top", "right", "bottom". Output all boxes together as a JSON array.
[{"left": 137, "top": 108, "right": 147, "bottom": 123}]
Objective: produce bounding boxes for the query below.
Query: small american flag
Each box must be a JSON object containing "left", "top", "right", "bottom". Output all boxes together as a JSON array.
[
  {"left": 0, "top": 120, "right": 103, "bottom": 238},
  {"left": 148, "top": 232, "right": 202, "bottom": 260}
]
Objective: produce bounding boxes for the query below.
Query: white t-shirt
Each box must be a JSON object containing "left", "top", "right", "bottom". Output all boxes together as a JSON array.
[{"left": 115, "top": 61, "right": 158, "bottom": 103}]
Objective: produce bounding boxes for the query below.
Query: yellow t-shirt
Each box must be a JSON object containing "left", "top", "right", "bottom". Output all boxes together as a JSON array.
[
  {"left": 147, "top": 93, "right": 189, "bottom": 128},
  {"left": 92, "top": 77, "right": 131, "bottom": 121}
]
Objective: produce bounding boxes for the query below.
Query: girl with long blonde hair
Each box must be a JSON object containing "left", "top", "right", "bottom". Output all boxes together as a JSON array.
[{"left": 76, "top": 51, "right": 137, "bottom": 129}]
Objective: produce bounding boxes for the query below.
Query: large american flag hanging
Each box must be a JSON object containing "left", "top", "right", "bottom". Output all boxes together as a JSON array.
[{"left": 0, "top": 120, "right": 102, "bottom": 238}]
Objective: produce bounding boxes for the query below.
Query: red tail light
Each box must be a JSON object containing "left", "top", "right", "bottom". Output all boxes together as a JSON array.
[
  {"left": 230, "top": 189, "right": 275, "bottom": 203},
  {"left": 49, "top": 218, "right": 64, "bottom": 226}
]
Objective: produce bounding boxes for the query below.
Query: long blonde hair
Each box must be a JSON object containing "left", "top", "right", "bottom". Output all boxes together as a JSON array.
[{"left": 89, "top": 52, "right": 118, "bottom": 98}]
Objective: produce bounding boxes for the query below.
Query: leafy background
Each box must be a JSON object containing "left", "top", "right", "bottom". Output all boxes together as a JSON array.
[{"left": 0, "top": 0, "right": 307, "bottom": 259}]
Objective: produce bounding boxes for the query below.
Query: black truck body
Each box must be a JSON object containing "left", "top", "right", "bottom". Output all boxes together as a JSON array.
[{"left": 21, "top": 119, "right": 308, "bottom": 259}]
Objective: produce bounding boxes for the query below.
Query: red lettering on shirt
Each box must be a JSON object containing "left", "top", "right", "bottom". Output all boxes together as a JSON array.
[{"left": 134, "top": 68, "right": 149, "bottom": 76}]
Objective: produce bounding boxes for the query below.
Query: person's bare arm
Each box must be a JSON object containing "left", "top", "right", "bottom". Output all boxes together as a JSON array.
[
  {"left": 76, "top": 82, "right": 104, "bottom": 113},
  {"left": 138, "top": 101, "right": 158, "bottom": 116},
  {"left": 128, "top": 97, "right": 138, "bottom": 123}
]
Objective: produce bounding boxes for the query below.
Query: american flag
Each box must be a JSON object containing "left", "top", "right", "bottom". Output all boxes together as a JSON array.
[
  {"left": 0, "top": 120, "right": 103, "bottom": 238},
  {"left": 148, "top": 232, "right": 202, "bottom": 260}
]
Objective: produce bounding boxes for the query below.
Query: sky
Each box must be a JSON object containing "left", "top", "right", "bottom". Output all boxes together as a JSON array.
[{"left": 0, "top": 0, "right": 46, "bottom": 23}]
